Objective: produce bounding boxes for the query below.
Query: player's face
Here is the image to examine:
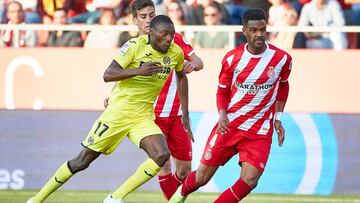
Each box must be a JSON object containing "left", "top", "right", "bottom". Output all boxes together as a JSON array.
[
  {"left": 150, "top": 23, "right": 175, "bottom": 53},
  {"left": 133, "top": 6, "right": 156, "bottom": 35},
  {"left": 243, "top": 19, "right": 267, "bottom": 53}
]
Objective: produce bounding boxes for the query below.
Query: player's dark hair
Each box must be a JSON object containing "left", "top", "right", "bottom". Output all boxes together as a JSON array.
[
  {"left": 150, "top": 15, "right": 173, "bottom": 29},
  {"left": 242, "top": 8, "right": 266, "bottom": 26},
  {"left": 130, "top": 0, "right": 155, "bottom": 17}
]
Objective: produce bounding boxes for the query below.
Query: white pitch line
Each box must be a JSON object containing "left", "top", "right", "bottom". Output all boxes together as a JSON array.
[{"left": 245, "top": 196, "right": 360, "bottom": 203}]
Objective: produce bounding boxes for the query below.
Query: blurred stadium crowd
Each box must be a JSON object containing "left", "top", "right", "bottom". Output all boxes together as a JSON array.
[{"left": 0, "top": 0, "right": 359, "bottom": 49}]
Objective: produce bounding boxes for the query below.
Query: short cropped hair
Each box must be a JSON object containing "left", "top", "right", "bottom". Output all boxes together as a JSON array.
[
  {"left": 130, "top": 0, "right": 155, "bottom": 17},
  {"left": 242, "top": 8, "right": 266, "bottom": 26},
  {"left": 150, "top": 15, "right": 173, "bottom": 29}
]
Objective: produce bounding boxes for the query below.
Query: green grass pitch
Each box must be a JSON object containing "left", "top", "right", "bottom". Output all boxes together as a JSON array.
[{"left": 1, "top": 190, "right": 360, "bottom": 203}]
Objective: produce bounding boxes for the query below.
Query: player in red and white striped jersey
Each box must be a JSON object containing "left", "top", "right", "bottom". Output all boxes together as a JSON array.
[
  {"left": 155, "top": 32, "right": 203, "bottom": 200},
  {"left": 103, "top": 0, "right": 203, "bottom": 201},
  {"left": 169, "top": 8, "right": 292, "bottom": 203}
]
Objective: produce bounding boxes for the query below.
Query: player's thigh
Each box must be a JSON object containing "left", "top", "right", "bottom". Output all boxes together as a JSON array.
[
  {"left": 167, "top": 116, "right": 192, "bottom": 161},
  {"left": 128, "top": 116, "right": 164, "bottom": 148},
  {"left": 201, "top": 125, "right": 239, "bottom": 167},
  {"left": 238, "top": 133, "right": 272, "bottom": 174},
  {"left": 82, "top": 118, "right": 130, "bottom": 155}
]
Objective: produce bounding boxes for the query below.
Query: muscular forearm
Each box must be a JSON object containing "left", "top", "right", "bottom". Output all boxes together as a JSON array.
[
  {"left": 103, "top": 60, "right": 140, "bottom": 82},
  {"left": 177, "top": 73, "right": 189, "bottom": 115},
  {"left": 275, "top": 101, "right": 286, "bottom": 113},
  {"left": 275, "top": 81, "right": 289, "bottom": 113}
]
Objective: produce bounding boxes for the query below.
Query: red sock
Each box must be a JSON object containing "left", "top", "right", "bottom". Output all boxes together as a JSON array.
[
  {"left": 173, "top": 172, "right": 184, "bottom": 186},
  {"left": 181, "top": 171, "right": 199, "bottom": 196},
  {"left": 214, "top": 179, "right": 251, "bottom": 203},
  {"left": 158, "top": 173, "right": 183, "bottom": 200}
]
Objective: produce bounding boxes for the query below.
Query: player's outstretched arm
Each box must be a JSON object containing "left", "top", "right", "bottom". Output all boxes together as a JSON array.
[
  {"left": 176, "top": 69, "right": 194, "bottom": 141},
  {"left": 103, "top": 60, "right": 163, "bottom": 82},
  {"left": 183, "top": 53, "right": 204, "bottom": 74},
  {"left": 274, "top": 80, "right": 289, "bottom": 146}
]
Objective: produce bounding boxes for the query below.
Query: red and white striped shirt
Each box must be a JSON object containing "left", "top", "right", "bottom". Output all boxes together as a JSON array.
[
  {"left": 154, "top": 33, "right": 194, "bottom": 117},
  {"left": 217, "top": 43, "right": 292, "bottom": 135}
]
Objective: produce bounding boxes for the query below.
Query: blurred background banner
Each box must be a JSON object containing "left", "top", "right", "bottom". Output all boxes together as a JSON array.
[
  {"left": 1, "top": 48, "right": 360, "bottom": 113},
  {"left": 1, "top": 110, "right": 359, "bottom": 195},
  {"left": 1, "top": 48, "right": 360, "bottom": 195}
]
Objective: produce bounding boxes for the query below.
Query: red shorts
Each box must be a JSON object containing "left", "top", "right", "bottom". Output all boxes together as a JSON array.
[
  {"left": 201, "top": 124, "right": 272, "bottom": 173},
  {"left": 155, "top": 116, "right": 192, "bottom": 161}
]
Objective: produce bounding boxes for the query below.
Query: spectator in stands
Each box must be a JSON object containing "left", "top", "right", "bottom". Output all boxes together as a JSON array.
[
  {"left": 64, "top": 0, "right": 86, "bottom": 18},
  {"left": 0, "top": 0, "right": 6, "bottom": 23},
  {"left": 227, "top": 0, "right": 249, "bottom": 25},
  {"left": 84, "top": 8, "right": 120, "bottom": 48},
  {"left": 0, "top": 1, "right": 37, "bottom": 47},
  {"left": 68, "top": 0, "right": 122, "bottom": 24},
  {"left": 342, "top": 0, "right": 360, "bottom": 48},
  {"left": 269, "top": 2, "right": 306, "bottom": 49},
  {"left": 298, "top": 0, "right": 348, "bottom": 50},
  {"left": 156, "top": 0, "right": 193, "bottom": 24},
  {"left": 166, "top": 0, "right": 195, "bottom": 45},
  {"left": 37, "top": 0, "right": 65, "bottom": 24},
  {"left": 47, "top": 8, "right": 83, "bottom": 47},
  {"left": 16, "top": 0, "right": 41, "bottom": 23},
  {"left": 241, "top": 0, "right": 272, "bottom": 13},
  {"left": 268, "top": 0, "right": 286, "bottom": 26},
  {"left": 117, "top": 7, "right": 138, "bottom": 47},
  {"left": 194, "top": 2, "right": 230, "bottom": 48},
  {"left": 191, "top": 0, "right": 230, "bottom": 25}
]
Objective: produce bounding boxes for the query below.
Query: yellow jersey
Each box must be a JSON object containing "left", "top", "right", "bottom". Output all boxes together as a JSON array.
[{"left": 103, "top": 35, "right": 184, "bottom": 122}]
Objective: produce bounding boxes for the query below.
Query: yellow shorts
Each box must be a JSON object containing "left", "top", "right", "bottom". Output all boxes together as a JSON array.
[{"left": 82, "top": 116, "right": 163, "bottom": 154}]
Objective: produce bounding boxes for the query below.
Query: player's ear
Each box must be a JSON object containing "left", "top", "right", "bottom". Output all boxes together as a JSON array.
[{"left": 133, "top": 17, "right": 138, "bottom": 25}]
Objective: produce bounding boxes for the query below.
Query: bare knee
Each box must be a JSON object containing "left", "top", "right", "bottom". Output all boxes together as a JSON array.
[
  {"left": 68, "top": 157, "right": 90, "bottom": 173},
  {"left": 176, "top": 164, "right": 191, "bottom": 180},
  {"left": 68, "top": 149, "right": 100, "bottom": 173},
  {"left": 151, "top": 150, "right": 170, "bottom": 167},
  {"left": 242, "top": 175, "right": 260, "bottom": 189}
]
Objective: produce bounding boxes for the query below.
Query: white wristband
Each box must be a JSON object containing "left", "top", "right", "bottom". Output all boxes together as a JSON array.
[{"left": 275, "top": 112, "right": 283, "bottom": 122}]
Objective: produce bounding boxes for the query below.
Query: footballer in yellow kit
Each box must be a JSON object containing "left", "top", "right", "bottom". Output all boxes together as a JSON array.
[{"left": 82, "top": 34, "right": 184, "bottom": 154}]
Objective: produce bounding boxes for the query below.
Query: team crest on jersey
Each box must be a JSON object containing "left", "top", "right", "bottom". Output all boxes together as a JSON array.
[
  {"left": 267, "top": 66, "right": 275, "bottom": 78},
  {"left": 87, "top": 136, "right": 94, "bottom": 145},
  {"left": 204, "top": 149, "right": 212, "bottom": 160},
  {"left": 163, "top": 56, "right": 171, "bottom": 65},
  {"left": 120, "top": 41, "right": 130, "bottom": 56}
]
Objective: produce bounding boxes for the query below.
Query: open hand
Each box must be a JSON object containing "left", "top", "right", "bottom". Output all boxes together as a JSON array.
[
  {"left": 182, "top": 114, "right": 194, "bottom": 142},
  {"left": 137, "top": 62, "right": 164, "bottom": 76},
  {"left": 274, "top": 120, "right": 285, "bottom": 146}
]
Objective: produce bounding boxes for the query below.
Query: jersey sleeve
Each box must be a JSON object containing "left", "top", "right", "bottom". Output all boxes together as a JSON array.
[
  {"left": 174, "top": 50, "right": 184, "bottom": 72},
  {"left": 279, "top": 54, "right": 292, "bottom": 82},
  {"left": 173, "top": 33, "right": 194, "bottom": 61},
  {"left": 216, "top": 52, "right": 234, "bottom": 111},
  {"left": 113, "top": 39, "right": 137, "bottom": 68}
]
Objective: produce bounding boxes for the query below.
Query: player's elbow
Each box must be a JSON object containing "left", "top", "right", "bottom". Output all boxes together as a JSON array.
[{"left": 103, "top": 70, "right": 111, "bottom": 82}]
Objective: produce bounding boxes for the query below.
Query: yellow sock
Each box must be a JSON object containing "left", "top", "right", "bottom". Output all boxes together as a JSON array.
[
  {"left": 33, "top": 162, "right": 73, "bottom": 202},
  {"left": 112, "top": 158, "right": 161, "bottom": 200}
]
